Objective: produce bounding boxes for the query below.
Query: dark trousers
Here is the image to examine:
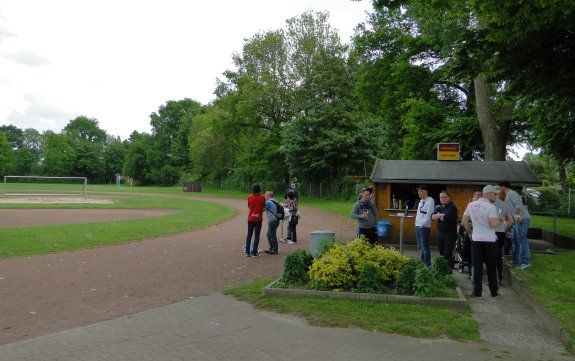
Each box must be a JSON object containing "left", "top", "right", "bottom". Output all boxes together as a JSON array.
[
  {"left": 287, "top": 220, "right": 297, "bottom": 243},
  {"left": 471, "top": 241, "right": 499, "bottom": 297},
  {"left": 503, "top": 226, "right": 513, "bottom": 255},
  {"left": 496, "top": 231, "right": 506, "bottom": 282},
  {"left": 359, "top": 227, "right": 377, "bottom": 245},
  {"left": 267, "top": 220, "right": 280, "bottom": 253},
  {"left": 438, "top": 232, "right": 457, "bottom": 270},
  {"left": 245, "top": 221, "right": 262, "bottom": 255}
]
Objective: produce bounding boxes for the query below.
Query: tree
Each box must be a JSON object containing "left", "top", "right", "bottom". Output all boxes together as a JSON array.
[
  {"left": 41, "top": 132, "right": 75, "bottom": 176},
  {"left": 353, "top": 4, "right": 484, "bottom": 160},
  {"left": 0, "top": 131, "right": 14, "bottom": 176}
]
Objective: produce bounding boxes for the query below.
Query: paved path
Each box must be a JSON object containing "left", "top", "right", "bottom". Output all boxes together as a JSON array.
[{"left": 0, "top": 195, "right": 572, "bottom": 360}]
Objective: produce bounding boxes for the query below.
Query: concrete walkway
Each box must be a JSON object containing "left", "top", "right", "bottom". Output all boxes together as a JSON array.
[{"left": 0, "top": 291, "right": 572, "bottom": 361}]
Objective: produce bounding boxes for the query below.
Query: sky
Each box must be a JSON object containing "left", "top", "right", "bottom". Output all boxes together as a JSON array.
[{"left": 0, "top": 0, "right": 373, "bottom": 140}]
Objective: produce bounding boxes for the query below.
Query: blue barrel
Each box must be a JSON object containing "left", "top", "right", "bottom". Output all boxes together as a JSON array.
[{"left": 377, "top": 221, "right": 392, "bottom": 237}]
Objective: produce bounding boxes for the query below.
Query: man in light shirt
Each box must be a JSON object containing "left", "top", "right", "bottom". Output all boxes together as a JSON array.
[
  {"left": 499, "top": 181, "right": 532, "bottom": 270},
  {"left": 415, "top": 184, "right": 434, "bottom": 267},
  {"left": 462, "top": 185, "right": 503, "bottom": 298}
]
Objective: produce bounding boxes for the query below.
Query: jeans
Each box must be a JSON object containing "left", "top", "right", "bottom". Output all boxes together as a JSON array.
[
  {"left": 245, "top": 221, "right": 262, "bottom": 255},
  {"left": 495, "top": 231, "right": 505, "bottom": 282},
  {"left": 267, "top": 220, "right": 280, "bottom": 253},
  {"left": 359, "top": 227, "right": 377, "bottom": 245},
  {"left": 287, "top": 220, "right": 298, "bottom": 243},
  {"left": 416, "top": 226, "right": 431, "bottom": 266},
  {"left": 512, "top": 219, "right": 531, "bottom": 266}
]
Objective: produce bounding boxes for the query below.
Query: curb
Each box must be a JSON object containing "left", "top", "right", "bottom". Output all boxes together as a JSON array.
[
  {"left": 503, "top": 260, "right": 573, "bottom": 351},
  {"left": 262, "top": 279, "right": 468, "bottom": 310}
]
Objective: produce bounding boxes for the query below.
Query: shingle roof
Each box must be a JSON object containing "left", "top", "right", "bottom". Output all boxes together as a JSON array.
[{"left": 370, "top": 160, "right": 540, "bottom": 186}]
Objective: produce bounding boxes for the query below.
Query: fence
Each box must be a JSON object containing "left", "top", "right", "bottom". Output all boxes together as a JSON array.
[{"left": 201, "top": 178, "right": 368, "bottom": 201}]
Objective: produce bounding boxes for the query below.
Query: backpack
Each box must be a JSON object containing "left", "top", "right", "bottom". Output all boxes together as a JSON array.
[{"left": 270, "top": 200, "right": 285, "bottom": 220}]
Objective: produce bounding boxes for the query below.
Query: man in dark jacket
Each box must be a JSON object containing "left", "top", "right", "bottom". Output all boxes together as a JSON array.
[
  {"left": 432, "top": 190, "right": 458, "bottom": 270},
  {"left": 351, "top": 189, "right": 379, "bottom": 245}
]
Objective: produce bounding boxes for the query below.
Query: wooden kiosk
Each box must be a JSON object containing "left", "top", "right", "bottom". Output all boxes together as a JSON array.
[{"left": 370, "top": 160, "right": 540, "bottom": 246}]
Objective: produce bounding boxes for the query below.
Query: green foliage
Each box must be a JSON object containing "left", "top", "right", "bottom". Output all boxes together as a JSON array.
[
  {"left": 394, "top": 258, "right": 421, "bottom": 295},
  {"left": 316, "top": 238, "right": 337, "bottom": 258},
  {"left": 281, "top": 249, "right": 314, "bottom": 286},
  {"left": 308, "top": 237, "right": 408, "bottom": 291},
  {"left": 413, "top": 265, "right": 443, "bottom": 297},
  {"left": 0, "top": 131, "right": 14, "bottom": 176},
  {"left": 356, "top": 262, "right": 384, "bottom": 293},
  {"left": 432, "top": 256, "right": 451, "bottom": 277},
  {"left": 396, "top": 257, "right": 457, "bottom": 297}
]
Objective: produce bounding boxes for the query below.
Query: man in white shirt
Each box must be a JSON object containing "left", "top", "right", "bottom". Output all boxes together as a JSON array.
[
  {"left": 462, "top": 185, "right": 503, "bottom": 298},
  {"left": 415, "top": 184, "right": 435, "bottom": 267}
]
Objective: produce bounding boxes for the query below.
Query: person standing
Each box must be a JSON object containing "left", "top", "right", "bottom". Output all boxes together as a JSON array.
[
  {"left": 264, "top": 191, "right": 280, "bottom": 255},
  {"left": 499, "top": 182, "right": 532, "bottom": 269},
  {"left": 285, "top": 190, "right": 299, "bottom": 244},
  {"left": 494, "top": 186, "right": 514, "bottom": 282},
  {"left": 462, "top": 185, "right": 503, "bottom": 298},
  {"left": 415, "top": 185, "right": 435, "bottom": 267},
  {"left": 351, "top": 189, "right": 379, "bottom": 245},
  {"left": 284, "top": 183, "right": 298, "bottom": 241},
  {"left": 431, "top": 191, "right": 458, "bottom": 270},
  {"left": 244, "top": 184, "right": 266, "bottom": 257}
]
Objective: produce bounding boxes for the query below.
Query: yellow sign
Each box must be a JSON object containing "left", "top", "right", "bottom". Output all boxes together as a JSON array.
[{"left": 437, "top": 143, "right": 460, "bottom": 161}]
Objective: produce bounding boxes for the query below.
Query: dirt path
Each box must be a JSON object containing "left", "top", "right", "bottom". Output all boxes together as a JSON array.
[{"left": 0, "top": 196, "right": 357, "bottom": 345}]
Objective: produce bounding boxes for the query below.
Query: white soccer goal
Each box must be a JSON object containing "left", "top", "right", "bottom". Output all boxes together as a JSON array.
[{"left": 3, "top": 176, "right": 88, "bottom": 196}]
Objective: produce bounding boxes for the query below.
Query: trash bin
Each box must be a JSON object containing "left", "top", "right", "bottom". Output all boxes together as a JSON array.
[
  {"left": 377, "top": 220, "right": 392, "bottom": 237},
  {"left": 309, "top": 230, "right": 336, "bottom": 258}
]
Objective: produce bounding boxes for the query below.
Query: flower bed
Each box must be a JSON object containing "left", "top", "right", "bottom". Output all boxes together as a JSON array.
[{"left": 269, "top": 237, "right": 465, "bottom": 309}]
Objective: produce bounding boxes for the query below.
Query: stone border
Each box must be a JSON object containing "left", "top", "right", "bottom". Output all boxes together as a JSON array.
[
  {"left": 262, "top": 279, "right": 468, "bottom": 310},
  {"left": 502, "top": 260, "right": 573, "bottom": 351}
]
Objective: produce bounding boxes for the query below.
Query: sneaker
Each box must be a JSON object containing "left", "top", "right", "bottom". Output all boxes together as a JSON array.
[
  {"left": 246, "top": 253, "right": 251, "bottom": 257},
  {"left": 251, "top": 252, "right": 258, "bottom": 257},
  {"left": 518, "top": 263, "right": 531, "bottom": 270},
  {"left": 278, "top": 239, "right": 286, "bottom": 243},
  {"left": 469, "top": 293, "right": 483, "bottom": 299},
  {"left": 287, "top": 240, "right": 296, "bottom": 245},
  {"left": 492, "top": 293, "right": 503, "bottom": 298}
]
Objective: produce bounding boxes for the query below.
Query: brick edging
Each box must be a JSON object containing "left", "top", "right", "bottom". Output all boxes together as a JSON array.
[{"left": 262, "top": 279, "right": 468, "bottom": 310}]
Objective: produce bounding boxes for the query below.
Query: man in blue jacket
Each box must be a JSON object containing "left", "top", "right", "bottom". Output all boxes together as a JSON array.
[{"left": 432, "top": 190, "right": 458, "bottom": 270}]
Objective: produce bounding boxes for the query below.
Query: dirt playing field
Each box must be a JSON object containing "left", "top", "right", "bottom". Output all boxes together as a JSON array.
[{"left": 0, "top": 195, "right": 357, "bottom": 345}]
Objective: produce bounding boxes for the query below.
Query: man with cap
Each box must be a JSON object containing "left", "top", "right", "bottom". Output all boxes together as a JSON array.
[
  {"left": 415, "top": 185, "right": 435, "bottom": 267},
  {"left": 462, "top": 185, "right": 503, "bottom": 298},
  {"left": 499, "top": 181, "right": 532, "bottom": 270}
]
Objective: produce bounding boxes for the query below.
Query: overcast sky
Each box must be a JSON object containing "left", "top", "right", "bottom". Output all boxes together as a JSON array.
[{"left": 0, "top": 0, "right": 372, "bottom": 140}]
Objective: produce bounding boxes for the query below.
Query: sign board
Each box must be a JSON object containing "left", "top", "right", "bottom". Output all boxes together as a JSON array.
[{"left": 437, "top": 143, "right": 460, "bottom": 161}]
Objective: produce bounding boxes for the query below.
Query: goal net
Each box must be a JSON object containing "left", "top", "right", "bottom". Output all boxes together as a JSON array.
[{"left": 3, "top": 176, "right": 88, "bottom": 196}]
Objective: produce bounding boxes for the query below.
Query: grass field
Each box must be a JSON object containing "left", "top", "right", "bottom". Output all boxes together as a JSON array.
[{"left": 0, "top": 194, "right": 235, "bottom": 258}]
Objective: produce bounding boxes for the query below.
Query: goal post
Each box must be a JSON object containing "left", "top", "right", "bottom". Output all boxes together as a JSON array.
[{"left": 3, "top": 176, "right": 88, "bottom": 196}]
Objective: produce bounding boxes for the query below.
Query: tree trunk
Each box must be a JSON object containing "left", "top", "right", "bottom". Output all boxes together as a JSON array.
[
  {"left": 559, "top": 164, "right": 569, "bottom": 193},
  {"left": 474, "top": 74, "right": 510, "bottom": 161}
]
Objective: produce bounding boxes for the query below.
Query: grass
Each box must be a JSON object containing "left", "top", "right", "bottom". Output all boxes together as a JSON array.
[
  {"left": 225, "top": 277, "right": 479, "bottom": 341},
  {"left": 512, "top": 252, "right": 575, "bottom": 352},
  {"left": 530, "top": 215, "right": 575, "bottom": 239},
  {"left": 0, "top": 194, "right": 235, "bottom": 258}
]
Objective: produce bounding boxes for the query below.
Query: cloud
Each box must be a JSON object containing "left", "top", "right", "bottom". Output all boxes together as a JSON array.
[
  {"left": 2, "top": 49, "right": 50, "bottom": 66},
  {"left": 0, "top": 25, "right": 16, "bottom": 44},
  {"left": 7, "top": 98, "right": 74, "bottom": 133}
]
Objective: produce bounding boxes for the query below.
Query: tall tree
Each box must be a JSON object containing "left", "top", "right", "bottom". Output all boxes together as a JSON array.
[{"left": 0, "top": 131, "right": 14, "bottom": 176}]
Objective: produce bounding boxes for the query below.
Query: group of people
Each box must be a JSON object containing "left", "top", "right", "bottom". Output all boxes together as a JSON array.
[
  {"left": 244, "top": 183, "right": 299, "bottom": 257},
  {"left": 351, "top": 182, "right": 532, "bottom": 299},
  {"left": 461, "top": 182, "right": 532, "bottom": 298}
]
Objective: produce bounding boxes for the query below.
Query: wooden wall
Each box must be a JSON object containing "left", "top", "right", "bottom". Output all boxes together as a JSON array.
[{"left": 374, "top": 183, "right": 480, "bottom": 246}]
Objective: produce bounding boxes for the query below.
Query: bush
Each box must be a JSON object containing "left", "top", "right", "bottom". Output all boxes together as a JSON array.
[
  {"left": 356, "top": 262, "right": 384, "bottom": 293},
  {"left": 281, "top": 249, "right": 314, "bottom": 286},
  {"left": 394, "top": 258, "right": 421, "bottom": 295},
  {"left": 395, "top": 257, "right": 458, "bottom": 297},
  {"left": 308, "top": 237, "right": 408, "bottom": 291},
  {"left": 432, "top": 256, "right": 451, "bottom": 276}
]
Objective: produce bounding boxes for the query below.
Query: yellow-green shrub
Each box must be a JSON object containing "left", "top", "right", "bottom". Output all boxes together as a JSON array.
[{"left": 308, "top": 237, "right": 408, "bottom": 291}]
